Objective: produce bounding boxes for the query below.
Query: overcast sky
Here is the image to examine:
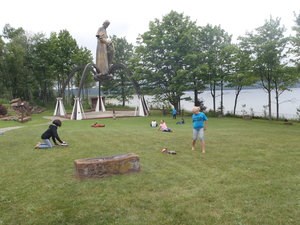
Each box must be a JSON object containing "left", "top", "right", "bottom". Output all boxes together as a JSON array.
[{"left": 1, "top": 0, "right": 299, "bottom": 59}]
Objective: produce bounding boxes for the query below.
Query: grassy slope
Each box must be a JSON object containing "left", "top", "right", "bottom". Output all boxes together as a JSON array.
[{"left": 0, "top": 114, "right": 299, "bottom": 225}]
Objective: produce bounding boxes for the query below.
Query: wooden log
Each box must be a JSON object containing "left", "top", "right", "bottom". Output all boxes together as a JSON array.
[
  {"left": 10, "top": 98, "right": 21, "bottom": 104},
  {"left": 74, "top": 153, "right": 140, "bottom": 179},
  {"left": 18, "top": 116, "right": 31, "bottom": 122}
]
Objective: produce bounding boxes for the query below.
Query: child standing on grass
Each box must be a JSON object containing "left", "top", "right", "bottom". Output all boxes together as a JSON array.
[
  {"left": 192, "top": 106, "right": 208, "bottom": 153},
  {"left": 172, "top": 108, "right": 177, "bottom": 119},
  {"left": 35, "top": 119, "right": 66, "bottom": 149}
]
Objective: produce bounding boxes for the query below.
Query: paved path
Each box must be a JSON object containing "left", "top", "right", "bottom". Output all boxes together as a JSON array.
[
  {"left": 49, "top": 111, "right": 137, "bottom": 120},
  {"left": 0, "top": 126, "right": 23, "bottom": 134},
  {"left": 84, "top": 110, "right": 136, "bottom": 119},
  {"left": 43, "top": 116, "right": 70, "bottom": 121}
]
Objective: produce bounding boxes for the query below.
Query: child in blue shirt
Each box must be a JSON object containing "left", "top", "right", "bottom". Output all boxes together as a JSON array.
[
  {"left": 172, "top": 108, "right": 177, "bottom": 119},
  {"left": 192, "top": 106, "right": 208, "bottom": 153}
]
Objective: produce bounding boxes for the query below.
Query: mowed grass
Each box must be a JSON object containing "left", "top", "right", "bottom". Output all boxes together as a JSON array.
[{"left": 0, "top": 113, "right": 299, "bottom": 225}]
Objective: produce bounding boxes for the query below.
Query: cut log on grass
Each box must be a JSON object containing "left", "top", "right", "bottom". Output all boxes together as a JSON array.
[{"left": 74, "top": 153, "right": 140, "bottom": 179}]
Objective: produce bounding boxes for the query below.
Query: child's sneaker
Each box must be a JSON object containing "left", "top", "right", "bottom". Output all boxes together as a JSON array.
[
  {"left": 34, "top": 142, "right": 41, "bottom": 149},
  {"left": 192, "top": 147, "right": 195, "bottom": 151}
]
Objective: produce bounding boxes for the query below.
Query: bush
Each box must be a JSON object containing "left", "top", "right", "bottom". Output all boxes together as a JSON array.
[
  {"left": 206, "top": 109, "right": 222, "bottom": 117},
  {"left": 0, "top": 104, "right": 8, "bottom": 116}
]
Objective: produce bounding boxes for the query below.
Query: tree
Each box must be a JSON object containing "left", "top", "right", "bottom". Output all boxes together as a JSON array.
[
  {"left": 29, "top": 33, "right": 55, "bottom": 104},
  {"left": 46, "top": 30, "right": 93, "bottom": 104},
  {"left": 70, "top": 46, "right": 94, "bottom": 104},
  {"left": 226, "top": 41, "right": 257, "bottom": 115},
  {"left": 105, "top": 35, "right": 135, "bottom": 106},
  {"left": 291, "top": 12, "right": 300, "bottom": 69},
  {"left": 47, "top": 30, "right": 79, "bottom": 94},
  {"left": 218, "top": 42, "right": 236, "bottom": 115},
  {"left": 0, "top": 24, "right": 93, "bottom": 105},
  {"left": 184, "top": 25, "right": 208, "bottom": 107},
  {"left": 242, "top": 17, "right": 289, "bottom": 119},
  {"left": 135, "top": 11, "right": 198, "bottom": 110},
  {"left": 1, "top": 24, "right": 33, "bottom": 100},
  {"left": 273, "top": 65, "right": 299, "bottom": 119},
  {"left": 201, "top": 24, "right": 232, "bottom": 113},
  {"left": 0, "top": 35, "right": 6, "bottom": 97}
]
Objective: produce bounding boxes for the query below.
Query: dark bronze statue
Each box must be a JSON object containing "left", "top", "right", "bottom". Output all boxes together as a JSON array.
[{"left": 95, "top": 20, "right": 114, "bottom": 77}]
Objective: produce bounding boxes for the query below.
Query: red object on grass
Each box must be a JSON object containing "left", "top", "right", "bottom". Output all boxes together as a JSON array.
[{"left": 91, "top": 123, "right": 105, "bottom": 128}]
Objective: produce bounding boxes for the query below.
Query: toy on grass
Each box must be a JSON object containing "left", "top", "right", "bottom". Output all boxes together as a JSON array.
[
  {"left": 176, "top": 118, "right": 185, "bottom": 125},
  {"left": 161, "top": 148, "right": 176, "bottom": 155},
  {"left": 150, "top": 120, "right": 158, "bottom": 128},
  {"left": 91, "top": 122, "right": 105, "bottom": 128}
]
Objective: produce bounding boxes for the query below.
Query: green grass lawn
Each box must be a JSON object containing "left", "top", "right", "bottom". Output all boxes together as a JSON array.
[{"left": 0, "top": 113, "right": 299, "bottom": 225}]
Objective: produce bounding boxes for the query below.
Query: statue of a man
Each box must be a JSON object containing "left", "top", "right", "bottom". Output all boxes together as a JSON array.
[{"left": 95, "top": 20, "right": 114, "bottom": 76}]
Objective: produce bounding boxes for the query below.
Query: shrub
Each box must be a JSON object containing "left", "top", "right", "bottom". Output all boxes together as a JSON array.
[
  {"left": 0, "top": 104, "right": 8, "bottom": 116},
  {"left": 206, "top": 109, "right": 222, "bottom": 117}
]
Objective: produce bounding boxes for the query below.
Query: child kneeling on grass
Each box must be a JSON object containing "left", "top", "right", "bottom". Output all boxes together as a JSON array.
[{"left": 35, "top": 119, "right": 67, "bottom": 149}]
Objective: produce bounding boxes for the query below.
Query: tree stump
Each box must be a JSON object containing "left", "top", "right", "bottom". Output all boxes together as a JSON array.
[{"left": 74, "top": 153, "right": 140, "bottom": 179}]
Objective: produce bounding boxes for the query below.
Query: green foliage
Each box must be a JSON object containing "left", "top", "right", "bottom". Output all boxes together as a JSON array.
[
  {"left": 0, "top": 114, "right": 299, "bottom": 225},
  {"left": 135, "top": 11, "right": 199, "bottom": 110},
  {"left": 225, "top": 44, "right": 258, "bottom": 115},
  {"left": 291, "top": 12, "right": 300, "bottom": 68},
  {"left": 103, "top": 36, "right": 135, "bottom": 106},
  {"left": 201, "top": 24, "right": 234, "bottom": 113},
  {"left": 2, "top": 24, "right": 32, "bottom": 100},
  {"left": 239, "top": 17, "right": 291, "bottom": 119},
  {"left": 0, "top": 25, "right": 93, "bottom": 105},
  {"left": 1, "top": 13, "right": 300, "bottom": 115},
  {"left": 48, "top": 30, "right": 87, "bottom": 93}
]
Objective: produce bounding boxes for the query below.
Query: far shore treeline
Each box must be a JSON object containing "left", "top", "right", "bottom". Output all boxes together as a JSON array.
[{"left": 0, "top": 11, "right": 300, "bottom": 120}]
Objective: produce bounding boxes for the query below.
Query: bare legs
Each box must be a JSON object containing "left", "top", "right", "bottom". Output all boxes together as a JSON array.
[
  {"left": 192, "top": 140, "right": 196, "bottom": 151},
  {"left": 192, "top": 140, "right": 205, "bottom": 153},
  {"left": 201, "top": 140, "right": 205, "bottom": 153}
]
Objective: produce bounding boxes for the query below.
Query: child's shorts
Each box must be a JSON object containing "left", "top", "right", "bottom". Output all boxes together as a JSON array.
[{"left": 193, "top": 128, "right": 204, "bottom": 141}]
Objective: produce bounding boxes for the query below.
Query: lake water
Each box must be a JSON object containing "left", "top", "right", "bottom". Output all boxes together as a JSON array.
[
  {"left": 181, "top": 88, "right": 300, "bottom": 119},
  {"left": 106, "top": 88, "right": 300, "bottom": 119}
]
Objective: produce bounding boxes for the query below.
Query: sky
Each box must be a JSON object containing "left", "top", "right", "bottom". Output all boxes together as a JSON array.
[{"left": 1, "top": 0, "right": 299, "bottom": 59}]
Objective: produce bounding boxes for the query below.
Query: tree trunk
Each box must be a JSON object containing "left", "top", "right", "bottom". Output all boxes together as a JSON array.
[
  {"left": 210, "top": 82, "right": 216, "bottom": 112},
  {"left": 233, "top": 95, "right": 237, "bottom": 115},
  {"left": 194, "top": 89, "right": 199, "bottom": 106},
  {"left": 275, "top": 89, "right": 279, "bottom": 120},
  {"left": 220, "top": 79, "right": 224, "bottom": 115},
  {"left": 268, "top": 88, "right": 272, "bottom": 120}
]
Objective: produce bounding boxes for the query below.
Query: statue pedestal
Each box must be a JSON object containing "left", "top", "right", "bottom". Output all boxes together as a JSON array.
[
  {"left": 74, "top": 153, "right": 140, "bottom": 179},
  {"left": 134, "top": 95, "right": 149, "bottom": 117},
  {"left": 71, "top": 97, "right": 85, "bottom": 120},
  {"left": 95, "top": 96, "right": 106, "bottom": 112},
  {"left": 54, "top": 97, "right": 66, "bottom": 117}
]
